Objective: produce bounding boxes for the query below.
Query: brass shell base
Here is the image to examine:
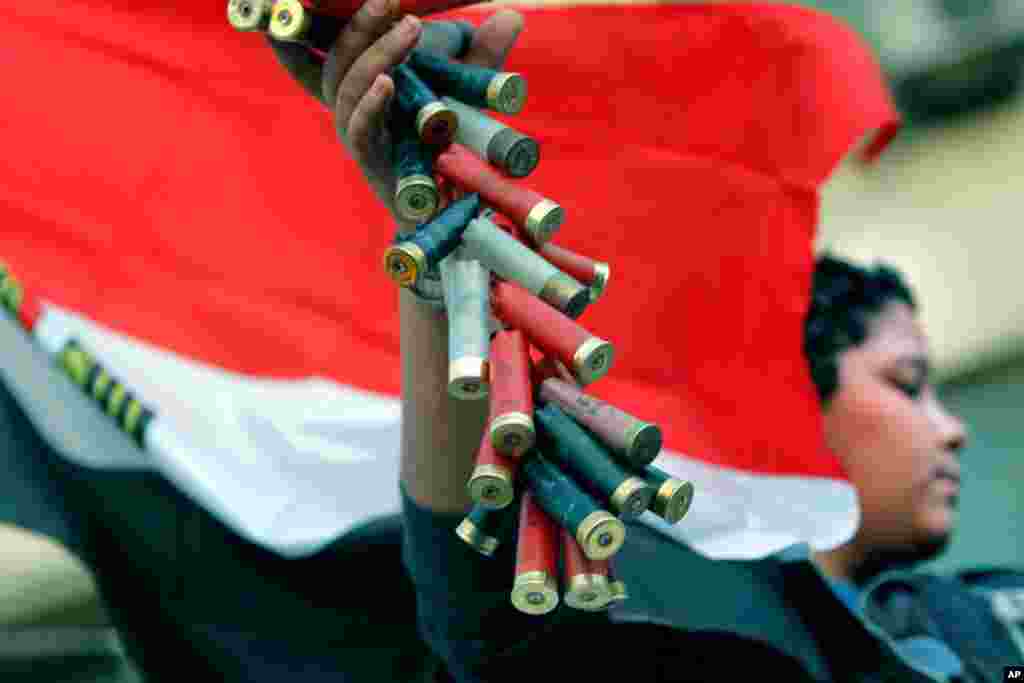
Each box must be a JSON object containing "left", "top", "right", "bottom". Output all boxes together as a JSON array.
[
  {"left": 486, "top": 72, "right": 527, "bottom": 115},
  {"left": 577, "top": 511, "right": 626, "bottom": 561},
  {"left": 623, "top": 421, "right": 663, "bottom": 468},
  {"left": 610, "top": 477, "right": 655, "bottom": 519},
  {"left": 489, "top": 411, "right": 535, "bottom": 456},
  {"left": 524, "top": 199, "right": 564, "bottom": 245},
  {"left": 416, "top": 102, "right": 458, "bottom": 147},
  {"left": 448, "top": 357, "right": 490, "bottom": 400},
  {"left": 468, "top": 464, "right": 515, "bottom": 509},
  {"left": 395, "top": 175, "right": 439, "bottom": 224},
  {"left": 383, "top": 243, "right": 424, "bottom": 288},
  {"left": 565, "top": 574, "right": 611, "bottom": 611},
  {"left": 456, "top": 518, "right": 499, "bottom": 557},
  {"left": 510, "top": 571, "right": 558, "bottom": 615},
  {"left": 488, "top": 129, "right": 539, "bottom": 178},
  {"left": 268, "top": 0, "right": 310, "bottom": 42},
  {"left": 227, "top": 0, "right": 272, "bottom": 31},
  {"left": 653, "top": 479, "right": 695, "bottom": 524},
  {"left": 539, "top": 273, "right": 590, "bottom": 319},
  {"left": 573, "top": 337, "right": 615, "bottom": 386}
]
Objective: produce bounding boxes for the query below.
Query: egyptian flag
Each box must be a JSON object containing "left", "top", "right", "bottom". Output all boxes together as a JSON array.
[{"left": 0, "top": 1, "right": 899, "bottom": 559}]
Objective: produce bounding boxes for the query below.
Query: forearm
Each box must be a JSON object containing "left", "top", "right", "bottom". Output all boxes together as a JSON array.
[{"left": 399, "top": 288, "right": 488, "bottom": 513}]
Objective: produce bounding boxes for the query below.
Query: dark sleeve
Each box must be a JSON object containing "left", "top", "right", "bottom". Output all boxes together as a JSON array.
[{"left": 401, "top": 487, "right": 615, "bottom": 683}]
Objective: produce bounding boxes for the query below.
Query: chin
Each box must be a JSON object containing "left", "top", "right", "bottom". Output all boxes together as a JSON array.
[
  {"left": 917, "top": 504, "right": 957, "bottom": 553},
  {"left": 911, "top": 529, "right": 952, "bottom": 562}
]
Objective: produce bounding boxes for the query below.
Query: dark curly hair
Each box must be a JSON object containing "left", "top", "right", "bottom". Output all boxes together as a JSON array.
[{"left": 805, "top": 255, "right": 916, "bottom": 404}]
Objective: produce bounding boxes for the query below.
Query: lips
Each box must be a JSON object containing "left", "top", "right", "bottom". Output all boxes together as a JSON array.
[{"left": 932, "top": 467, "right": 961, "bottom": 504}]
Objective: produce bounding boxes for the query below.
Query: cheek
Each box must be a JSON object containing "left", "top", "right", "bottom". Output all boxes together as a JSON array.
[{"left": 822, "top": 388, "right": 924, "bottom": 502}]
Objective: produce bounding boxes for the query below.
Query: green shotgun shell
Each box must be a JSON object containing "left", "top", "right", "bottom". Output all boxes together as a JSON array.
[
  {"left": 392, "top": 63, "right": 457, "bottom": 146},
  {"left": 534, "top": 404, "right": 655, "bottom": 520},
  {"left": 383, "top": 193, "right": 481, "bottom": 287},
  {"left": 521, "top": 452, "right": 625, "bottom": 561},
  {"left": 409, "top": 50, "right": 526, "bottom": 114},
  {"left": 456, "top": 503, "right": 505, "bottom": 556},
  {"left": 643, "top": 465, "right": 695, "bottom": 524},
  {"left": 392, "top": 119, "right": 439, "bottom": 223}
]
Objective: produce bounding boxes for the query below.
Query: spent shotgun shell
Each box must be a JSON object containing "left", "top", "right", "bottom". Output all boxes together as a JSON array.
[
  {"left": 442, "top": 97, "right": 539, "bottom": 178},
  {"left": 227, "top": 0, "right": 274, "bottom": 31},
  {"left": 456, "top": 504, "right": 505, "bottom": 557},
  {"left": 439, "top": 247, "right": 491, "bottom": 399},
  {"left": 488, "top": 329, "right": 535, "bottom": 456},
  {"left": 391, "top": 119, "right": 440, "bottom": 223},
  {"left": 538, "top": 378, "right": 662, "bottom": 468},
  {"left": 384, "top": 193, "right": 481, "bottom": 287},
  {"left": 267, "top": 0, "right": 313, "bottom": 41},
  {"left": 643, "top": 465, "right": 695, "bottom": 524},
  {"left": 489, "top": 219, "right": 593, "bottom": 321},
  {"left": 534, "top": 403, "right": 654, "bottom": 520},
  {"left": 561, "top": 526, "right": 612, "bottom": 611},
  {"left": 392, "top": 63, "right": 458, "bottom": 147},
  {"left": 435, "top": 144, "right": 563, "bottom": 244},
  {"left": 501, "top": 220, "right": 609, "bottom": 302},
  {"left": 462, "top": 214, "right": 589, "bottom": 318},
  {"left": 534, "top": 240, "right": 610, "bottom": 303},
  {"left": 511, "top": 491, "right": 559, "bottom": 615},
  {"left": 409, "top": 50, "right": 526, "bottom": 114},
  {"left": 521, "top": 452, "right": 625, "bottom": 561},
  {"left": 491, "top": 280, "right": 613, "bottom": 386},
  {"left": 468, "top": 424, "right": 517, "bottom": 509},
  {"left": 266, "top": 1, "right": 348, "bottom": 47}
]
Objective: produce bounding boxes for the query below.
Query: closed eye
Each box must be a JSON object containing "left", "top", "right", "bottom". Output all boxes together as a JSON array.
[{"left": 890, "top": 378, "right": 923, "bottom": 400}]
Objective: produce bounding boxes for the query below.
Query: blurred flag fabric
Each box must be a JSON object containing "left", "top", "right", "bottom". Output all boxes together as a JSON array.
[{"left": 0, "top": 1, "right": 898, "bottom": 558}]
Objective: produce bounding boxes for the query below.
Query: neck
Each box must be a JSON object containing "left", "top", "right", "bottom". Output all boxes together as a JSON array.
[
  {"left": 814, "top": 538, "right": 944, "bottom": 587},
  {"left": 813, "top": 544, "right": 862, "bottom": 583}
]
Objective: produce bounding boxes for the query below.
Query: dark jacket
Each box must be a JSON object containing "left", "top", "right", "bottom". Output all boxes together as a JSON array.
[{"left": 403, "top": 491, "right": 1024, "bottom": 683}]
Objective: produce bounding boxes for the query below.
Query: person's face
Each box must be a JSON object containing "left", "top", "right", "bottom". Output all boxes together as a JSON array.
[{"left": 822, "top": 301, "right": 967, "bottom": 558}]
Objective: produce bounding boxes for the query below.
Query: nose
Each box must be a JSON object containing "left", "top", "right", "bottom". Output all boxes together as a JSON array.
[{"left": 929, "top": 395, "right": 968, "bottom": 454}]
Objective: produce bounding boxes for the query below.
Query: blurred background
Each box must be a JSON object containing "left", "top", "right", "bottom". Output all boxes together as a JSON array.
[{"left": 806, "top": 0, "right": 1023, "bottom": 573}]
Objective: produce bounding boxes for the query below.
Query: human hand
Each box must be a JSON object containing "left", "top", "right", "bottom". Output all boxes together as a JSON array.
[{"left": 266, "top": 0, "right": 524, "bottom": 227}]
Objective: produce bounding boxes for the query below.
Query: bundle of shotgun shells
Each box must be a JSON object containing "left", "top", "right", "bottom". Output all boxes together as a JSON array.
[{"left": 229, "top": 0, "right": 695, "bottom": 616}]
